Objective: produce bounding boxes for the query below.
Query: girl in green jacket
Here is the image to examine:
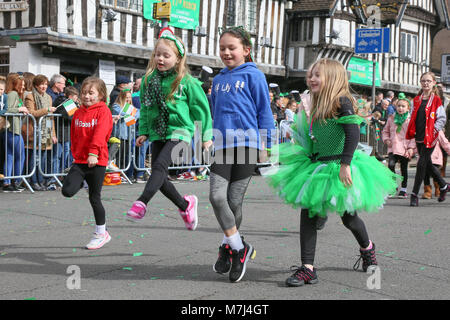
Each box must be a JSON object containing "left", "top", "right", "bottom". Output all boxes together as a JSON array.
[{"left": 127, "top": 28, "right": 213, "bottom": 231}]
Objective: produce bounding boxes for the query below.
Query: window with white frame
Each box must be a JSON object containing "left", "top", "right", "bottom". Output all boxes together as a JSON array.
[
  {"left": 400, "top": 32, "right": 417, "bottom": 63},
  {"left": 226, "top": 0, "right": 257, "bottom": 33},
  {"left": 100, "top": 0, "right": 142, "bottom": 12}
]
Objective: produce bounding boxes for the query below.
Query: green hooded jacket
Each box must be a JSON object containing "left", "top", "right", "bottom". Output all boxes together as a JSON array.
[{"left": 139, "top": 72, "right": 212, "bottom": 144}]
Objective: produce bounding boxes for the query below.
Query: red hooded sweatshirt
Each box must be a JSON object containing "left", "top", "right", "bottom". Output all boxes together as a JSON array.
[{"left": 70, "top": 101, "right": 113, "bottom": 167}]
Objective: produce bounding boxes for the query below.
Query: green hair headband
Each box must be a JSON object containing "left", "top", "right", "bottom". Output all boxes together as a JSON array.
[
  {"left": 122, "top": 88, "right": 131, "bottom": 92},
  {"left": 159, "top": 28, "right": 185, "bottom": 57}
]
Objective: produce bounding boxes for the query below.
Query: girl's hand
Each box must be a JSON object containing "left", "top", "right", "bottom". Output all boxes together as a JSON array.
[
  {"left": 136, "top": 135, "right": 147, "bottom": 147},
  {"left": 202, "top": 140, "right": 213, "bottom": 151},
  {"left": 113, "top": 115, "right": 120, "bottom": 124},
  {"left": 87, "top": 155, "right": 98, "bottom": 168},
  {"left": 48, "top": 106, "right": 57, "bottom": 113},
  {"left": 52, "top": 136, "right": 58, "bottom": 144},
  {"left": 385, "top": 139, "right": 392, "bottom": 148},
  {"left": 406, "top": 148, "right": 414, "bottom": 159},
  {"left": 339, "top": 163, "right": 352, "bottom": 188}
]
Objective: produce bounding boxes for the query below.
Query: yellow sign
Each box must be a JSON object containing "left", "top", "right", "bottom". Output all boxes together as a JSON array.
[{"left": 153, "top": 2, "right": 171, "bottom": 20}]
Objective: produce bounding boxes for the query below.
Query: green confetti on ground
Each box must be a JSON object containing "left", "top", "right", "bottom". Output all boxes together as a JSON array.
[
  {"left": 419, "top": 267, "right": 425, "bottom": 271},
  {"left": 10, "top": 35, "right": 20, "bottom": 41},
  {"left": 133, "top": 252, "right": 143, "bottom": 257},
  {"left": 384, "top": 252, "right": 395, "bottom": 257},
  {"left": 24, "top": 297, "right": 36, "bottom": 300},
  {"left": 129, "top": 240, "right": 133, "bottom": 244},
  {"left": 123, "top": 267, "right": 132, "bottom": 271},
  {"left": 150, "top": 277, "right": 159, "bottom": 280},
  {"left": 341, "top": 288, "right": 351, "bottom": 293},
  {"left": 266, "top": 256, "right": 273, "bottom": 259},
  {"left": 282, "top": 228, "right": 288, "bottom": 231},
  {"left": 159, "top": 213, "right": 165, "bottom": 217},
  {"left": 424, "top": 229, "right": 432, "bottom": 235},
  {"left": 72, "top": 248, "right": 77, "bottom": 253}
]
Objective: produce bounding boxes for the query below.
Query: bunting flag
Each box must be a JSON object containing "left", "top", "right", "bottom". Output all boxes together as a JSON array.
[
  {"left": 121, "top": 103, "right": 137, "bottom": 117},
  {"left": 62, "top": 99, "right": 78, "bottom": 116}
]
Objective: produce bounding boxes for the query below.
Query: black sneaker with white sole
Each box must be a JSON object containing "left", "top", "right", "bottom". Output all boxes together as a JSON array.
[
  {"left": 229, "top": 240, "right": 256, "bottom": 283},
  {"left": 213, "top": 244, "right": 232, "bottom": 274}
]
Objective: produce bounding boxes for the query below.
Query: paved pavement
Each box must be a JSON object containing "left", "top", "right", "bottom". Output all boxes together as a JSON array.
[{"left": 0, "top": 170, "right": 449, "bottom": 302}]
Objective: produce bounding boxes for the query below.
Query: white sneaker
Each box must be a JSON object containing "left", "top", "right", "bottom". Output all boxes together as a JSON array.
[{"left": 85, "top": 231, "right": 111, "bottom": 250}]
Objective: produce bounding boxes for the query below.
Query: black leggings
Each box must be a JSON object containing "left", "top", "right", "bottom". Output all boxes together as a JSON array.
[
  {"left": 388, "top": 153, "right": 409, "bottom": 188},
  {"left": 62, "top": 164, "right": 106, "bottom": 225},
  {"left": 137, "top": 140, "right": 188, "bottom": 211},
  {"left": 412, "top": 143, "right": 446, "bottom": 195},
  {"left": 300, "top": 209, "right": 370, "bottom": 265}
]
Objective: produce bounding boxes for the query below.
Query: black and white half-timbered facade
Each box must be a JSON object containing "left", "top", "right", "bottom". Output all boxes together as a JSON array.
[
  {"left": 0, "top": 0, "right": 290, "bottom": 89},
  {"left": 285, "top": 0, "right": 450, "bottom": 94}
]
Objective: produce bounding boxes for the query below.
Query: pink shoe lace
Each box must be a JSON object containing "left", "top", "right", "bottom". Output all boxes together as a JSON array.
[{"left": 127, "top": 201, "right": 147, "bottom": 221}]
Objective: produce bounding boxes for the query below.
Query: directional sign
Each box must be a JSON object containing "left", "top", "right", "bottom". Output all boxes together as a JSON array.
[
  {"left": 144, "top": 0, "right": 200, "bottom": 30},
  {"left": 355, "top": 28, "right": 390, "bottom": 54}
]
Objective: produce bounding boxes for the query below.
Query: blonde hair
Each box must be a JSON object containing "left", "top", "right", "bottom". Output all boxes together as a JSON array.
[
  {"left": 115, "top": 89, "right": 131, "bottom": 107},
  {"left": 308, "top": 58, "right": 356, "bottom": 121},
  {"left": 144, "top": 37, "right": 190, "bottom": 101}
]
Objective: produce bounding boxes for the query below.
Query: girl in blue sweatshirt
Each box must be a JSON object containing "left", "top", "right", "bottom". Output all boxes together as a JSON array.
[{"left": 209, "top": 27, "right": 275, "bottom": 283}]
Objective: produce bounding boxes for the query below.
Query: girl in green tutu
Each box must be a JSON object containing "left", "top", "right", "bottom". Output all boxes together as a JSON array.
[{"left": 262, "top": 58, "right": 399, "bottom": 287}]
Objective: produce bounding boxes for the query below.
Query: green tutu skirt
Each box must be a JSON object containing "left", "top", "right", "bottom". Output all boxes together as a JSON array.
[{"left": 262, "top": 139, "right": 400, "bottom": 218}]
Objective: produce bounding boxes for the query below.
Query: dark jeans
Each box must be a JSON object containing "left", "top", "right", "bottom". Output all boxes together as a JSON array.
[
  {"left": 388, "top": 153, "right": 409, "bottom": 188},
  {"left": 62, "top": 164, "right": 106, "bottom": 226},
  {"left": 300, "top": 209, "right": 370, "bottom": 265},
  {"left": 137, "top": 140, "right": 188, "bottom": 211},
  {"left": 412, "top": 143, "right": 446, "bottom": 195}
]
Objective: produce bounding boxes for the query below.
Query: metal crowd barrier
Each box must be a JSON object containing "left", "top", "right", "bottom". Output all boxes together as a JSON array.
[
  {"left": 1, "top": 114, "right": 303, "bottom": 191},
  {"left": 105, "top": 115, "right": 134, "bottom": 184},
  {"left": 0, "top": 113, "right": 37, "bottom": 192}
]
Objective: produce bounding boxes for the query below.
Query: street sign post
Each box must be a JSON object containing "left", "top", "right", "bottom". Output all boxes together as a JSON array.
[
  {"left": 355, "top": 27, "right": 390, "bottom": 54},
  {"left": 354, "top": 27, "right": 391, "bottom": 154}
]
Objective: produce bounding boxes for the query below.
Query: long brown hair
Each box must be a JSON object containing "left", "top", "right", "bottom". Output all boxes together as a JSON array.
[
  {"left": 5, "top": 74, "right": 25, "bottom": 99},
  {"left": 309, "top": 58, "right": 356, "bottom": 121},
  {"left": 144, "top": 37, "right": 189, "bottom": 102}
]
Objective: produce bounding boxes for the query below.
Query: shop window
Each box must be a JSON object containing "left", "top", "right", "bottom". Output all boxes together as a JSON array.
[{"left": 101, "top": 0, "right": 142, "bottom": 12}]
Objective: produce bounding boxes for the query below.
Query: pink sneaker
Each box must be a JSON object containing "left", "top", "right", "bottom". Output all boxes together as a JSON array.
[
  {"left": 179, "top": 195, "right": 198, "bottom": 230},
  {"left": 127, "top": 200, "right": 147, "bottom": 222}
]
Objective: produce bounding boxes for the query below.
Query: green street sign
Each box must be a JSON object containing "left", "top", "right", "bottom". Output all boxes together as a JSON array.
[
  {"left": 347, "top": 57, "right": 381, "bottom": 87},
  {"left": 143, "top": 0, "right": 200, "bottom": 30}
]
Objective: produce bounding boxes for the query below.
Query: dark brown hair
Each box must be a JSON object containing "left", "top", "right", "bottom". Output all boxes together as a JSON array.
[{"left": 33, "top": 74, "right": 49, "bottom": 87}]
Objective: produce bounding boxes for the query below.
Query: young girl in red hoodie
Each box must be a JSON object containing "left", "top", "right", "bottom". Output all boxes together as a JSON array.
[{"left": 62, "top": 77, "right": 113, "bottom": 249}]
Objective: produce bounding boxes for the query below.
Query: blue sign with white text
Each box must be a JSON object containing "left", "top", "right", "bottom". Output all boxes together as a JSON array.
[{"left": 355, "top": 28, "right": 390, "bottom": 54}]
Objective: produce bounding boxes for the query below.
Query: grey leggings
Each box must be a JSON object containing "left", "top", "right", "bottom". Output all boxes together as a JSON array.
[{"left": 209, "top": 147, "right": 257, "bottom": 231}]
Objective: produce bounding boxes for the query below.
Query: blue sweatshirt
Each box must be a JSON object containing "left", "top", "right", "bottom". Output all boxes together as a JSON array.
[{"left": 211, "top": 63, "right": 275, "bottom": 150}]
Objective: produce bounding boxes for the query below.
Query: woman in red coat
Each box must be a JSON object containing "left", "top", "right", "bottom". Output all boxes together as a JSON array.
[{"left": 406, "top": 72, "right": 449, "bottom": 206}]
